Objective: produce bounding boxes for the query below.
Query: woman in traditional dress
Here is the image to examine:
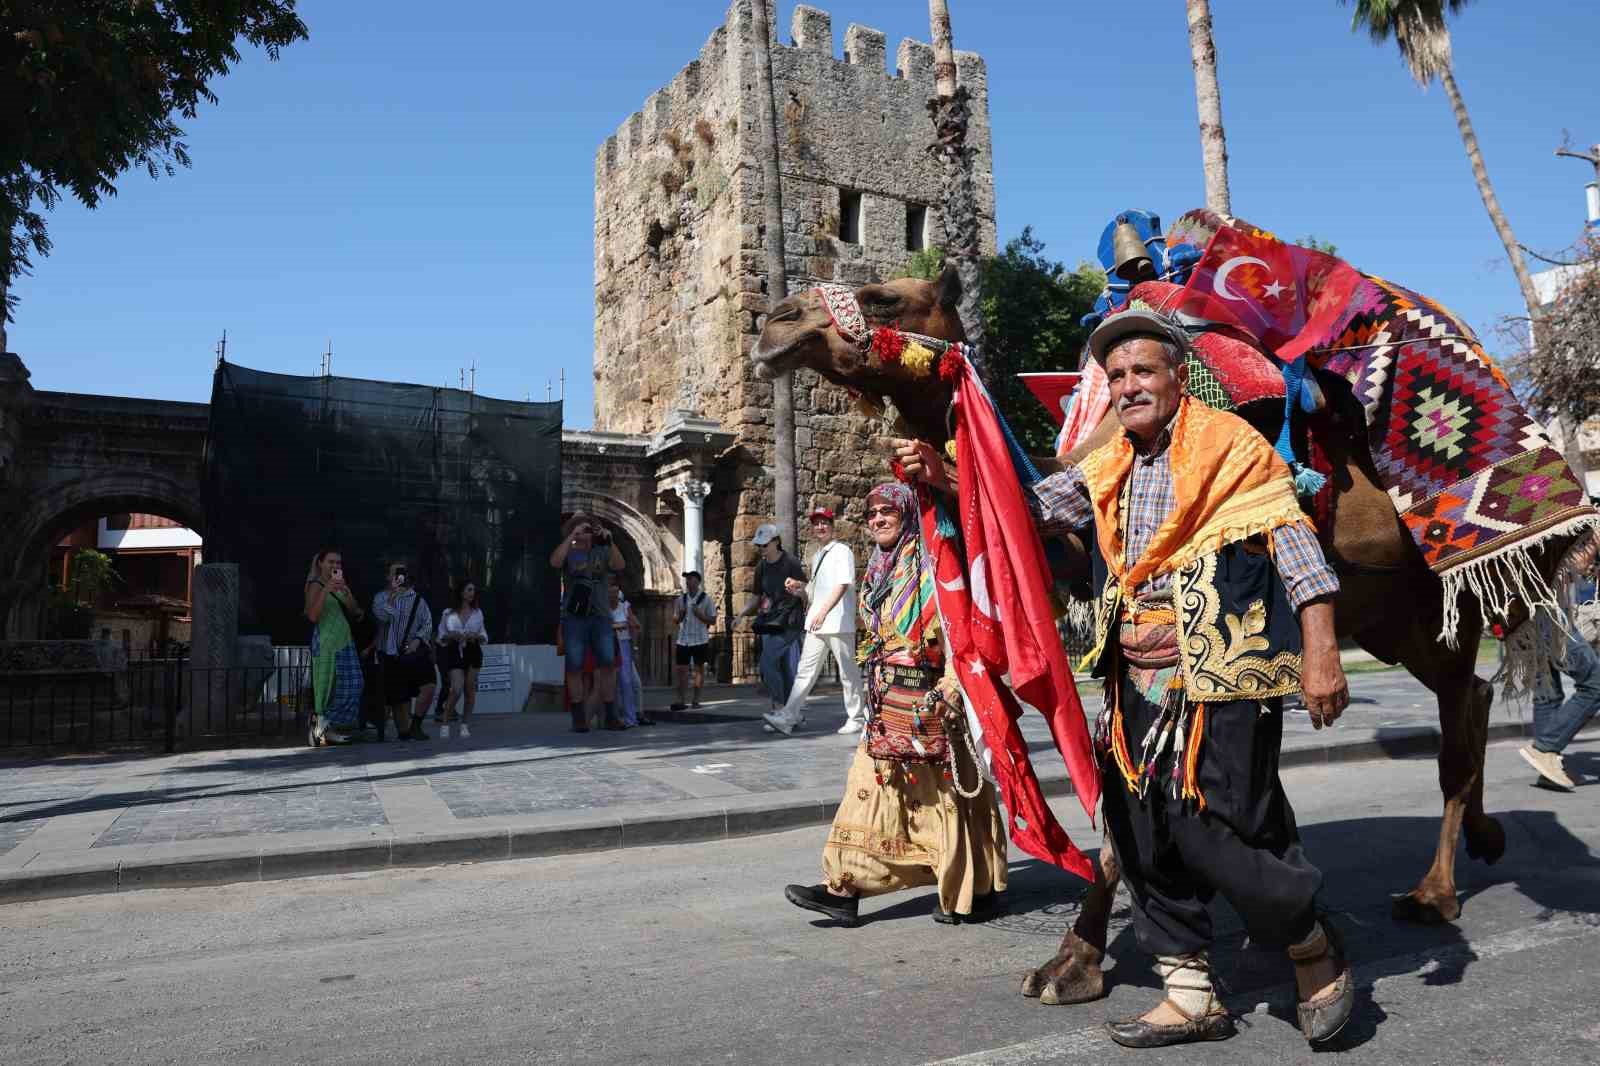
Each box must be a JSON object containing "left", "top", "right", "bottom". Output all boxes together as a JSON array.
[
  {"left": 783, "top": 482, "right": 1008, "bottom": 926},
  {"left": 304, "top": 548, "right": 365, "bottom": 746}
]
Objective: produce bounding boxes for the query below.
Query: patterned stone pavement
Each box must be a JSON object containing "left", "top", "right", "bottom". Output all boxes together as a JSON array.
[{"left": 0, "top": 670, "right": 1554, "bottom": 874}]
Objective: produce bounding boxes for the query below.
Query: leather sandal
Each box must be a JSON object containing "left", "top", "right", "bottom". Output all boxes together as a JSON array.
[
  {"left": 1105, "top": 999, "right": 1235, "bottom": 1048},
  {"left": 1290, "top": 920, "right": 1356, "bottom": 1044}
]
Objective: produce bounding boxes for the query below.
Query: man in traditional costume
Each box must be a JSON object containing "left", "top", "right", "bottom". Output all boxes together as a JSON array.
[
  {"left": 783, "top": 482, "right": 1008, "bottom": 926},
  {"left": 897, "top": 308, "right": 1355, "bottom": 1048}
]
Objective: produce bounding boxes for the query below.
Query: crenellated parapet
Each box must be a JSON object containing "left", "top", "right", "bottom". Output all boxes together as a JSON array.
[{"left": 590, "top": 0, "right": 996, "bottom": 610}]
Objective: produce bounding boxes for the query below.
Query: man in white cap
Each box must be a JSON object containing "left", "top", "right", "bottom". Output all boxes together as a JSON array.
[
  {"left": 740, "top": 522, "right": 807, "bottom": 712},
  {"left": 763, "top": 506, "right": 866, "bottom": 735}
]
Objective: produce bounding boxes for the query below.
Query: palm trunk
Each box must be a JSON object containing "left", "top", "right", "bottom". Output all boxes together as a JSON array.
[
  {"left": 1438, "top": 65, "right": 1584, "bottom": 480},
  {"left": 1185, "top": 0, "right": 1231, "bottom": 215},
  {"left": 748, "top": 0, "right": 797, "bottom": 549},
  {"left": 927, "top": 0, "right": 986, "bottom": 350}
]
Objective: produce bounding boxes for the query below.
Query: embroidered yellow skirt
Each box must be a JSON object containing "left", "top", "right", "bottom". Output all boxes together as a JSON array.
[{"left": 821, "top": 746, "right": 1008, "bottom": 915}]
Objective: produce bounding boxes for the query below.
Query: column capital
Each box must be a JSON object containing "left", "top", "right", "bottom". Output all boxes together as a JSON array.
[{"left": 672, "top": 479, "right": 711, "bottom": 506}]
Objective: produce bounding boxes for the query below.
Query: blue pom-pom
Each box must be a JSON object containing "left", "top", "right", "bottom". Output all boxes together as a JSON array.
[{"left": 1292, "top": 463, "right": 1327, "bottom": 498}]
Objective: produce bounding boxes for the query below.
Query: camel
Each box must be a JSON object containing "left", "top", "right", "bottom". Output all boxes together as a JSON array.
[{"left": 751, "top": 264, "right": 1569, "bottom": 1006}]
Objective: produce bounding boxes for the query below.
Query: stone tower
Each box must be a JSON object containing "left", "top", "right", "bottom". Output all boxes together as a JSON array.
[{"left": 593, "top": 0, "right": 995, "bottom": 614}]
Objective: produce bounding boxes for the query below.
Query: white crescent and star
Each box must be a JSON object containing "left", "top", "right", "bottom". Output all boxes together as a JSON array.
[{"left": 1212, "top": 255, "right": 1271, "bottom": 302}]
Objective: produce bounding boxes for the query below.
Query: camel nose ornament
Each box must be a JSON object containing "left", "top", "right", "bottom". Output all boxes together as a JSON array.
[{"left": 1111, "top": 221, "right": 1154, "bottom": 283}]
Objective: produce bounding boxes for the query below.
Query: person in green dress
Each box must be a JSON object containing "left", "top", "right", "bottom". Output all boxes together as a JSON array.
[{"left": 305, "top": 548, "right": 366, "bottom": 746}]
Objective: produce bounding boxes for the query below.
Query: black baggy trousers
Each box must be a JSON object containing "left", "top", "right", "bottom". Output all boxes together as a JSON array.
[{"left": 1101, "top": 671, "right": 1323, "bottom": 957}]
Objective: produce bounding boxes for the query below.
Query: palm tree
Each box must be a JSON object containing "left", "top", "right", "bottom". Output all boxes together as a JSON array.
[
  {"left": 1186, "top": 0, "right": 1232, "bottom": 214},
  {"left": 1344, "top": 2, "right": 1538, "bottom": 319},
  {"left": 748, "top": 0, "right": 797, "bottom": 549},
  {"left": 1343, "top": 2, "right": 1578, "bottom": 474},
  {"left": 927, "top": 0, "right": 987, "bottom": 349}
]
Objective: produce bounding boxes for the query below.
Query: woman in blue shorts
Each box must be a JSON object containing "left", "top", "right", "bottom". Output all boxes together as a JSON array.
[{"left": 550, "top": 513, "right": 626, "bottom": 732}]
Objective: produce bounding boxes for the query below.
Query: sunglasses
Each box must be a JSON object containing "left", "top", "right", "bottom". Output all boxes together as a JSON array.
[{"left": 866, "top": 505, "right": 900, "bottom": 519}]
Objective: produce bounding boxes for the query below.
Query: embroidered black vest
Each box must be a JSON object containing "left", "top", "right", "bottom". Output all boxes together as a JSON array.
[{"left": 1084, "top": 522, "right": 1304, "bottom": 702}]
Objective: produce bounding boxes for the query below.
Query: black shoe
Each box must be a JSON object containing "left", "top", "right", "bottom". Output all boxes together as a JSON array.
[
  {"left": 784, "top": 883, "right": 860, "bottom": 927},
  {"left": 932, "top": 890, "right": 1002, "bottom": 925},
  {"left": 669, "top": 703, "right": 687, "bottom": 711},
  {"left": 605, "top": 720, "right": 629, "bottom": 731},
  {"left": 395, "top": 732, "right": 412, "bottom": 742},
  {"left": 637, "top": 715, "right": 657, "bottom": 726},
  {"left": 408, "top": 726, "right": 429, "bottom": 741},
  {"left": 1106, "top": 1004, "right": 1236, "bottom": 1048}
]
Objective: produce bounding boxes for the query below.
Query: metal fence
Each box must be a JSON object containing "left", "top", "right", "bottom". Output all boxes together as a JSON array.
[{"left": 1, "top": 650, "right": 316, "bottom": 753}]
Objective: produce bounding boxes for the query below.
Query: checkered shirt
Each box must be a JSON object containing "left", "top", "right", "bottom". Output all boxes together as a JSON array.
[{"left": 1029, "top": 430, "right": 1339, "bottom": 610}]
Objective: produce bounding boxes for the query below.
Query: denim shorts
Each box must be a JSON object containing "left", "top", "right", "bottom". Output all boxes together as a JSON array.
[{"left": 563, "top": 613, "right": 617, "bottom": 672}]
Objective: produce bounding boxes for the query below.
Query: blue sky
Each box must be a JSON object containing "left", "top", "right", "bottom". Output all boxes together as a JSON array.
[{"left": 11, "top": 1, "right": 1598, "bottom": 427}]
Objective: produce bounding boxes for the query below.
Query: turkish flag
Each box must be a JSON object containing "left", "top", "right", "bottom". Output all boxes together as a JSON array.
[
  {"left": 920, "top": 353, "right": 1100, "bottom": 881},
  {"left": 1174, "top": 225, "right": 1362, "bottom": 362}
]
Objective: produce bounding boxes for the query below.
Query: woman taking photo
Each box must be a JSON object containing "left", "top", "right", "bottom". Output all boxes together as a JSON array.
[
  {"left": 783, "top": 482, "right": 1007, "bottom": 926},
  {"left": 436, "top": 579, "right": 488, "bottom": 739},
  {"left": 305, "top": 548, "right": 366, "bottom": 746}
]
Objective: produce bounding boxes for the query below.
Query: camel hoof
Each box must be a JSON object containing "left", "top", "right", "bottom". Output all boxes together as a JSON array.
[
  {"left": 1020, "top": 971, "right": 1046, "bottom": 998},
  {"left": 1464, "top": 815, "right": 1507, "bottom": 866},
  {"left": 1039, "top": 968, "right": 1105, "bottom": 1006},
  {"left": 1391, "top": 891, "right": 1462, "bottom": 925}
]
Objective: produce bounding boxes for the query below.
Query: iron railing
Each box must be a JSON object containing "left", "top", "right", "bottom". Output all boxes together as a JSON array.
[{"left": 1, "top": 650, "right": 316, "bottom": 753}]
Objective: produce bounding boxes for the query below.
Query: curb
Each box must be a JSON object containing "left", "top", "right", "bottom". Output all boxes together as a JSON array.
[{"left": 2, "top": 718, "right": 1587, "bottom": 907}]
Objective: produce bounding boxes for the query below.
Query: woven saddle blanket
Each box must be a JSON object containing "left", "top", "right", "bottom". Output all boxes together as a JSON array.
[{"left": 1062, "top": 210, "right": 1596, "bottom": 652}]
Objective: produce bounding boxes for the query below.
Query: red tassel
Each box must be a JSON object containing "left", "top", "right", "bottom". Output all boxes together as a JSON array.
[{"left": 870, "top": 327, "right": 906, "bottom": 364}]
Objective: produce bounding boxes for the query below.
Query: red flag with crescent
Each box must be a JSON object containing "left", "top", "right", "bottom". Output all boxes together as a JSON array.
[
  {"left": 919, "top": 351, "right": 1099, "bottom": 881},
  {"left": 1174, "top": 225, "right": 1362, "bottom": 362}
]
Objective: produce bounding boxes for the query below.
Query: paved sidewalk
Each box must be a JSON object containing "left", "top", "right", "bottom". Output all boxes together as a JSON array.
[{"left": 0, "top": 669, "right": 1586, "bottom": 904}]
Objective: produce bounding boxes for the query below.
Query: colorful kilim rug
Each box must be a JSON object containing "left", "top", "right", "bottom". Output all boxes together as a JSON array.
[{"left": 1163, "top": 209, "right": 1598, "bottom": 647}]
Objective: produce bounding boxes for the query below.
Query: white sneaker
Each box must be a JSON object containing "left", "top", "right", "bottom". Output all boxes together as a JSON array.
[
  {"left": 1519, "top": 746, "right": 1575, "bottom": 790},
  {"left": 458, "top": 723, "right": 471, "bottom": 739},
  {"left": 438, "top": 724, "right": 451, "bottom": 739},
  {"left": 762, "top": 711, "right": 798, "bottom": 736},
  {"left": 836, "top": 721, "right": 863, "bottom": 735}
]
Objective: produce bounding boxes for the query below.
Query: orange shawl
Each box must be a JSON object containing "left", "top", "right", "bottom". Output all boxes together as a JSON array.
[{"left": 1076, "top": 396, "right": 1311, "bottom": 600}]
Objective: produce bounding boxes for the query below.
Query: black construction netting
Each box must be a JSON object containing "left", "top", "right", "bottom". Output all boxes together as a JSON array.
[{"left": 204, "top": 362, "right": 562, "bottom": 645}]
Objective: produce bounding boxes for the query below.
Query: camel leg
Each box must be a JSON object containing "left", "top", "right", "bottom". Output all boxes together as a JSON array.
[
  {"left": 1020, "top": 831, "right": 1120, "bottom": 1004},
  {"left": 1388, "top": 610, "right": 1502, "bottom": 924}
]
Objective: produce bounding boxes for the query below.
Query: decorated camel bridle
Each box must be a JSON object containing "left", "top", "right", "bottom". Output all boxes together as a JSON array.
[
  {"left": 813, "top": 283, "right": 975, "bottom": 386},
  {"left": 813, "top": 283, "right": 983, "bottom": 463}
]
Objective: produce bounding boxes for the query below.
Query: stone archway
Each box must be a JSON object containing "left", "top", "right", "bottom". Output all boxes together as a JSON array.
[{"left": 2, "top": 473, "right": 205, "bottom": 638}]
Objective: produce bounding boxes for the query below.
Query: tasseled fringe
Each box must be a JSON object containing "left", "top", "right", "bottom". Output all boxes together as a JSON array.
[
  {"left": 1438, "top": 516, "right": 1600, "bottom": 650},
  {"left": 1063, "top": 596, "right": 1097, "bottom": 646},
  {"left": 1495, "top": 605, "right": 1568, "bottom": 701},
  {"left": 1181, "top": 702, "right": 1208, "bottom": 810},
  {"left": 1292, "top": 463, "right": 1328, "bottom": 498}
]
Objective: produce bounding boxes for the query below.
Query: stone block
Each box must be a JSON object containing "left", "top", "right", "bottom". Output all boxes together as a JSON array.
[
  {"left": 844, "top": 24, "right": 886, "bottom": 73},
  {"left": 790, "top": 5, "right": 831, "bottom": 52},
  {"left": 896, "top": 38, "right": 933, "bottom": 83}
]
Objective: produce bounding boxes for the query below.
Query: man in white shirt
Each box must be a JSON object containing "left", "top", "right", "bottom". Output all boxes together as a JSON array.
[
  {"left": 672, "top": 570, "right": 718, "bottom": 710},
  {"left": 762, "top": 506, "right": 866, "bottom": 736}
]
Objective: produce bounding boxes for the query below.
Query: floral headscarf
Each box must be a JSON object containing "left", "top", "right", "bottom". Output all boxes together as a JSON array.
[{"left": 863, "top": 481, "right": 919, "bottom": 600}]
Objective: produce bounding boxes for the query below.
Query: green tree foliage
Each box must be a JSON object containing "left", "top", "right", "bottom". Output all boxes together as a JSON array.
[
  {"left": 1296, "top": 235, "right": 1340, "bottom": 257},
  {"left": 2, "top": 2, "right": 308, "bottom": 319},
  {"left": 69, "top": 548, "right": 120, "bottom": 605},
  {"left": 902, "top": 229, "right": 1105, "bottom": 453}
]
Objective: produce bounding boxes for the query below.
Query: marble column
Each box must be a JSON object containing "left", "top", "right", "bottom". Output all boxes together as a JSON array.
[{"left": 674, "top": 480, "right": 711, "bottom": 575}]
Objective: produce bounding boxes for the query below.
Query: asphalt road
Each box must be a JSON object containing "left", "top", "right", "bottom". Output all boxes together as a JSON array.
[{"left": 3, "top": 734, "right": 1596, "bottom": 1066}]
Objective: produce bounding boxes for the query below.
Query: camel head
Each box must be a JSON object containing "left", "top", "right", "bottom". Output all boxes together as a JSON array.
[{"left": 751, "top": 264, "right": 967, "bottom": 445}]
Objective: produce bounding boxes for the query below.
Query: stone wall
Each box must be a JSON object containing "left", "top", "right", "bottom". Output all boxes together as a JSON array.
[{"left": 594, "top": 0, "right": 995, "bottom": 618}]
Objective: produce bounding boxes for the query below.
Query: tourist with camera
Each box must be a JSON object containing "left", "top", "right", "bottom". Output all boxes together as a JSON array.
[
  {"left": 740, "top": 523, "right": 806, "bottom": 712},
  {"left": 371, "top": 561, "right": 436, "bottom": 741},
  {"left": 551, "top": 513, "right": 626, "bottom": 732},
  {"left": 672, "top": 569, "right": 718, "bottom": 711}
]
